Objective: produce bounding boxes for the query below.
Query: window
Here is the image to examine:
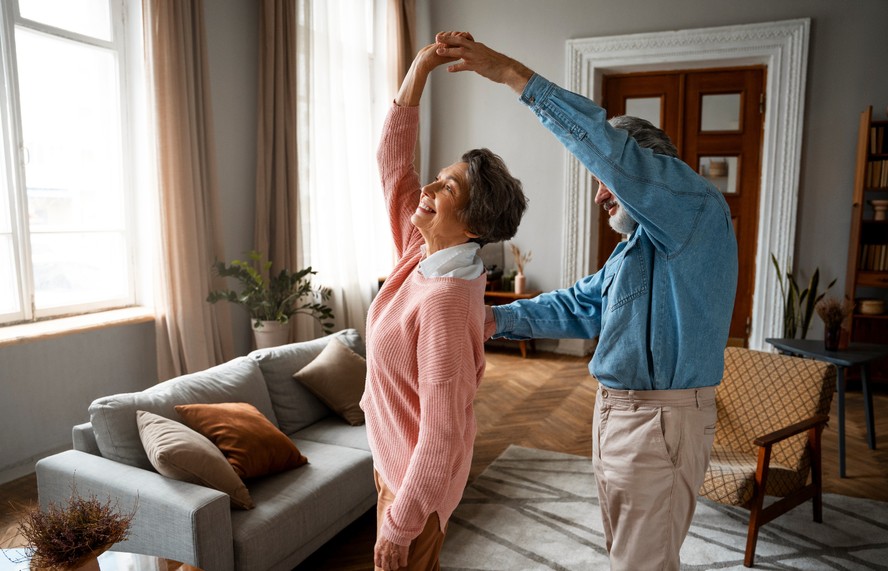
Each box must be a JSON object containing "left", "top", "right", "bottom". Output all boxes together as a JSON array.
[
  {"left": 0, "top": 0, "right": 139, "bottom": 325},
  {"left": 296, "top": 0, "right": 393, "bottom": 332}
]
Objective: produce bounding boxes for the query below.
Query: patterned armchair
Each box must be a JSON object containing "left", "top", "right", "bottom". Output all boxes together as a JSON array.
[{"left": 699, "top": 347, "right": 836, "bottom": 567}]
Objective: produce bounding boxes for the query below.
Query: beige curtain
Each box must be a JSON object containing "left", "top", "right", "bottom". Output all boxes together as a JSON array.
[
  {"left": 144, "top": 0, "right": 234, "bottom": 378},
  {"left": 389, "top": 0, "right": 417, "bottom": 168},
  {"left": 255, "top": 0, "right": 300, "bottom": 275},
  {"left": 389, "top": 0, "right": 416, "bottom": 94}
]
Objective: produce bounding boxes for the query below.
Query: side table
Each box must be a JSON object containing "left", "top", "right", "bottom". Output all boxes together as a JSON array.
[
  {"left": 484, "top": 290, "right": 542, "bottom": 358},
  {"left": 765, "top": 338, "right": 888, "bottom": 478}
]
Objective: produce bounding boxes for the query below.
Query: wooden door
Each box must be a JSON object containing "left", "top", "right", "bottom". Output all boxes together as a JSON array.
[{"left": 602, "top": 67, "right": 765, "bottom": 345}]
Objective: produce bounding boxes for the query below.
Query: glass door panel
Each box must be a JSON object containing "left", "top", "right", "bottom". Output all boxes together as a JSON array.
[{"left": 625, "top": 97, "right": 662, "bottom": 128}]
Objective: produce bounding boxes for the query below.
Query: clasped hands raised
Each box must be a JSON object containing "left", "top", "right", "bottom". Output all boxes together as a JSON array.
[{"left": 414, "top": 31, "right": 534, "bottom": 94}]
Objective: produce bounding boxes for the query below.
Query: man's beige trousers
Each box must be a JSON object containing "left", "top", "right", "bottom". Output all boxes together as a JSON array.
[{"left": 592, "top": 385, "right": 717, "bottom": 571}]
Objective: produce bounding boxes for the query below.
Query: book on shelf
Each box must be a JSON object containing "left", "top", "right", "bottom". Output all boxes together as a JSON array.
[
  {"left": 866, "top": 159, "right": 888, "bottom": 187},
  {"left": 860, "top": 243, "right": 888, "bottom": 271},
  {"left": 872, "top": 124, "right": 886, "bottom": 154}
]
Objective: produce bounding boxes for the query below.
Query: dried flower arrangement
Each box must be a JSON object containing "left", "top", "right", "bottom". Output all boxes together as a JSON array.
[
  {"left": 509, "top": 243, "right": 533, "bottom": 275},
  {"left": 815, "top": 296, "right": 854, "bottom": 328},
  {"left": 11, "top": 485, "right": 136, "bottom": 569}
]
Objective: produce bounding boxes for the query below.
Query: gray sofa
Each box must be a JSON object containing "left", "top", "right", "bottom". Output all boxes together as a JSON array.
[{"left": 35, "top": 330, "right": 376, "bottom": 571}]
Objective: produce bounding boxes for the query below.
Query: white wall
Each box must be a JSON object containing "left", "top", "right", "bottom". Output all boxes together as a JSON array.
[
  {"left": 427, "top": 0, "right": 888, "bottom": 303},
  {"left": 0, "top": 323, "right": 156, "bottom": 482}
]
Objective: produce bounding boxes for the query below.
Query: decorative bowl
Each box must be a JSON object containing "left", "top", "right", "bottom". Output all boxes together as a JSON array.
[{"left": 858, "top": 298, "right": 885, "bottom": 315}]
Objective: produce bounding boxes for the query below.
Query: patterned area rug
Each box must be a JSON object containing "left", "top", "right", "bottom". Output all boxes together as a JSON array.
[{"left": 440, "top": 446, "right": 888, "bottom": 570}]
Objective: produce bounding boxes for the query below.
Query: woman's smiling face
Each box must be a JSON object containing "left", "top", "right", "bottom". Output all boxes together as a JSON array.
[{"left": 411, "top": 161, "right": 478, "bottom": 253}]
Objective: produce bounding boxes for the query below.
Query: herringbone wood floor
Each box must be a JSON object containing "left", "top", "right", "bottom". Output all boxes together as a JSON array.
[{"left": 2, "top": 348, "right": 886, "bottom": 570}]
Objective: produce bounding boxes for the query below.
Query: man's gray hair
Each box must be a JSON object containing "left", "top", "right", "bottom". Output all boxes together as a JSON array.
[{"left": 608, "top": 115, "right": 679, "bottom": 158}]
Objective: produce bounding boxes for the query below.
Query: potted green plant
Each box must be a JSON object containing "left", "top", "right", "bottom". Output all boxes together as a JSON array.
[
  {"left": 771, "top": 253, "right": 836, "bottom": 339},
  {"left": 207, "top": 251, "right": 334, "bottom": 348}
]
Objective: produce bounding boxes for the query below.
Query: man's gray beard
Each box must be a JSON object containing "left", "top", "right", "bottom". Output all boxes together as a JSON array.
[{"left": 608, "top": 206, "right": 638, "bottom": 235}]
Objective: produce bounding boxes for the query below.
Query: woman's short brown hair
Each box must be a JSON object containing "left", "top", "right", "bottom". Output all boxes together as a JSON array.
[{"left": 459, "top": 148, "right": 528, "bottom": 246}]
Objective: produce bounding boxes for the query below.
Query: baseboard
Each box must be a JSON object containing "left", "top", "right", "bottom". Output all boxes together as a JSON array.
[
  {"left": 0, "top": 444, "right": 69, "bottom": 486},
  {"left": 553, "top": 338, "right": 596, "bottom": 356}
]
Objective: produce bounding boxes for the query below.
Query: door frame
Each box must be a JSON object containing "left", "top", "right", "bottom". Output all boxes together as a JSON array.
[{"left": 559, "top": 19, "right": 809, "bottom": 353}]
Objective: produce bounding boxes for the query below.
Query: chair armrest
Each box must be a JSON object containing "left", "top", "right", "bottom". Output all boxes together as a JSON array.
[
  {"left": 753, "top": 414, "right": 829, "bottom": 448},
  {"left": 36, "top": 450, "right": 234, "bottom": 571}
]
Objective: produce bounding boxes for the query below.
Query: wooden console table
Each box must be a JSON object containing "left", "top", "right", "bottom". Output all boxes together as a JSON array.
[{"left": 484, "top": 290, "right": 542, "bottom": 358}]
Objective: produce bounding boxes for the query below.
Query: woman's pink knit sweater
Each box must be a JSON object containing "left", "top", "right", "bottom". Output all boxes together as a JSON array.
[{"left": 360, "top": 104, "right": 487, "bottom": 546}]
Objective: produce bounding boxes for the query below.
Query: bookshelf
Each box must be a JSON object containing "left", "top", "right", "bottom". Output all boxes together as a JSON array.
[{"left": 844, "top": 106, "right": 888, "bottom": 383}]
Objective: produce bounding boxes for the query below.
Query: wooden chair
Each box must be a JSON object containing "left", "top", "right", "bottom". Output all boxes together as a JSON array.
[{"left": 699, "top": 347, "right": 836, "bottom": 567}]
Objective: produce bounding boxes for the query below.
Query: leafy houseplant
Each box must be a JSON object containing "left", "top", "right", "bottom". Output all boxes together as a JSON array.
[
  {"left": 771, "top": 253, "right": 836, "bottom": 339},
  {"left": 207, "top": 251, "right": 334, "bottom": 335}
]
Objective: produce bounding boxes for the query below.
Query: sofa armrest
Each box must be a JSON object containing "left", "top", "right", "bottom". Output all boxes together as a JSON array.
[
  {"left": 72, "top": 422, "right": 100, "bottom": 455},
  {"left": 36, "top": 450, "right": 234, "bottom": 571}
]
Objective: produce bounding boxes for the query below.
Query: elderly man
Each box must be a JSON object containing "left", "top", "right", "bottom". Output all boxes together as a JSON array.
[{"left": 435, "top": 32, "right": 738, "bottom": 571}]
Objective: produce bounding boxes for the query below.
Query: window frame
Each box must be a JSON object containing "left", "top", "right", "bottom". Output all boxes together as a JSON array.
[{"left": 0, "top": 0, "right": 139, "bottom": 325}]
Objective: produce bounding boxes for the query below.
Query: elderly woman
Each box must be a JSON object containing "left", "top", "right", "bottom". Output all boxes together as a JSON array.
[{"left": 359, "top": 39, "right": 527, "bottom": 571}]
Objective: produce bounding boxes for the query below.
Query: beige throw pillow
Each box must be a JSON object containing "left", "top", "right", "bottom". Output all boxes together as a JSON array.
[
  {"left": 292, "top": 338, "right": 367, "bottom": 426},
  {"left": 136, "top": 410, "right": 254, "bottom": 509}
]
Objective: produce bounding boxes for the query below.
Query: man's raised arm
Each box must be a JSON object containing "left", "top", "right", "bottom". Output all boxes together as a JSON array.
[{"left": 434, "top": 32, "right": 533, "bottom": 94}]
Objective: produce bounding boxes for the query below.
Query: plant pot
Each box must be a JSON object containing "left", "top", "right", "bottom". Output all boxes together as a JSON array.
[
  {"left": 32, "top": 557, "right": 100, "bottom": 571},
  {"left": 252, "top": 320, "right": 289, "bottom": 349},
  {"left": 67, "top": 554, "right": 100, "bottom": 571},
  {"left": 31, "top": 545, "right": 108, "bottom": 571},
  {"left": 824, "top": 324, "right": 841, "bottom": 352}
]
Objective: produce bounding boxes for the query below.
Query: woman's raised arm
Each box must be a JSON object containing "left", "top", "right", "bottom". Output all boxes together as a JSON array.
[{"left": 395, "top": 34, "right": 472, "bottom": 107}]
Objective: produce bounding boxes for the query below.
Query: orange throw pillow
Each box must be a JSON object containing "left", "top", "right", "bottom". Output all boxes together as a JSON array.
[{"left": 175, "top": 402, "right": 307, "bottom": 478}]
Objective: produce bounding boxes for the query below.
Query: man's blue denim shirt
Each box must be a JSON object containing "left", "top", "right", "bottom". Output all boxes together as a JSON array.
[{"left": 492, "top": 74, "right": 738, "bottom": 391}]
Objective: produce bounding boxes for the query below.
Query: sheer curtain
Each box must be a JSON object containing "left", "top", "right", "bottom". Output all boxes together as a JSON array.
[
  {"left": 143, "top": 0, "right": 233, "bottom": 377},
  {"left": 295, "top": 0, "right": 394, "bottom": 340}
]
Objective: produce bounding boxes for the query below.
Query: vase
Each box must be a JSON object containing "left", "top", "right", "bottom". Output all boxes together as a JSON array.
[
  {"left": 870, "top": 199, "right": 888, "bottom": 221},
  {"left": 824, "top": 324, "right": 841, "bottom": 352},
  {"left": 30, "top": 545, "right": 107, "bottom": 570},
  {"left": 252, "top": 320, "right": 289, "bottom": 349},
  {"left": 70, "top": 555, "right": 100, "bottom": 571},
  {"left": 32, "top": 556, "right": 100, "bottom": 571},
  {"left": 514, "top": 273, "right": 526, "bottom": 295}
]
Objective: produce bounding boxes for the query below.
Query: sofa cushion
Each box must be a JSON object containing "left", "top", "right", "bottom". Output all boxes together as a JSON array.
[
  {"left": 136, "top": 410, "right": 255, "bottom": 509},
  {"left": 175, "top": 402, "right": 308, "bottom": 479},
  {"left": 90, "top": 357, "right": 276, "bottom": 469},
  {"left": 292, "top": 338, "right": 366, "bottom": 426},
  {"left": 293, "top": 417, "right": 370, "bottom": 452},
  {"left": 249, "top": 329, "right": 366, "bottom": 435},
  {"left": 230, "top": 439, "right": 376, "bottom": 571}
]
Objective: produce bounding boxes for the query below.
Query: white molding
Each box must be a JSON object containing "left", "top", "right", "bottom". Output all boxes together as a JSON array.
[{"left": 563, "top": 19, "right": 809, "bottom": 351}]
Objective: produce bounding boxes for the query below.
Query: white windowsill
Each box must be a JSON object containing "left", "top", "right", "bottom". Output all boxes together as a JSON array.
[{"left": 0, "top": 307, "right": 155, "bottom": 347}]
